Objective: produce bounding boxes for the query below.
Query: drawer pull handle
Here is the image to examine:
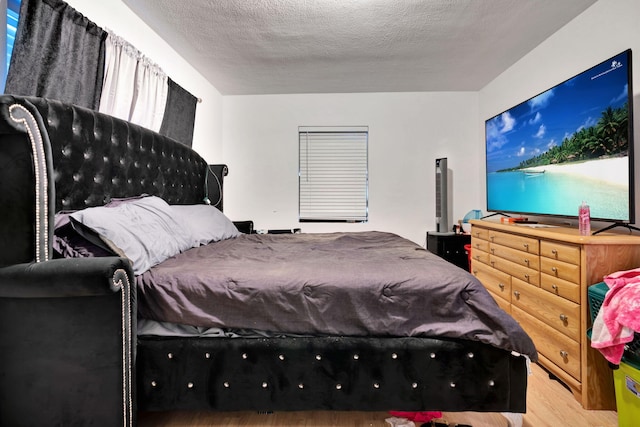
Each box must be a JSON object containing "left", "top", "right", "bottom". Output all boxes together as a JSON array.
[
  {"left": 523, "top": 243, "right": 529, "bottom": 249},
  {"left": 524, "top": 258, "right": 529, "bottom": 265},
  {"left": 551, "top": 249, "right": 558, "bottom": 256},
  {"left": 551, "top": 267, "right": 558, "bottom": 273},
  {"left": 524, "top": 274, "right": 530, "bottom": 281},
  {"left": 472, "top": 269, "right": 478, "bottom": 275},
  {"left": 498, "top": 283, "right": 505, "bottom": 290},
  {"left": 559, "top": 350, "right": 569, "bottom": 359},
  {"left": 551, "top": 284, "right": 559, "bottom": 291},
  {"left": 490, "top": 248, "right": 495, "bottom": 254},
  {"left": 513, "top": 291, "right": 521, "bottom": 298},
  {"left": 559, "top": 314, "right": 568, "bottom": 322}
]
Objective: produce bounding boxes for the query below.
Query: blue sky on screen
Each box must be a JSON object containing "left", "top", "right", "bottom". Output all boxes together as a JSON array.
[{"left": 485, "top": 51, "right": 630, "bottom": 173}]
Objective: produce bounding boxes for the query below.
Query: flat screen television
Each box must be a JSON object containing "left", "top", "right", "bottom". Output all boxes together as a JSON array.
[{"left": 485, "top": 49, "right": 634, "bottom": 227}]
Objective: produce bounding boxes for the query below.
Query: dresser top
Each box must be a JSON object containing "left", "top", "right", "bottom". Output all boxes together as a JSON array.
[{"left": 469, "top": 219, "right": 640, "bottom": 245}]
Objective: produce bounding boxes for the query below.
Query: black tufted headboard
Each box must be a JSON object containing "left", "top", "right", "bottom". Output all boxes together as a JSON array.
[{"left": 0, "top": 95, "right": 218, "bottom": 266}]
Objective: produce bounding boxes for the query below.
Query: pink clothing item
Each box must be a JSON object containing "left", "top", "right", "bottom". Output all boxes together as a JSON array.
[
  {"left": 590, "top": 268, "right": 640, "bottom": 364},
  {"left": 388, "top": 411, "right": 442, "bottom": 423}
]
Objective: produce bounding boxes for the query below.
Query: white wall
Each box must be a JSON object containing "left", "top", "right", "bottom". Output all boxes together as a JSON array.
[
  {"left": 479, "top": 0, "right": 640, "bottom": 228},
  {"left": 222, "top": 92, "right": 480, "bottom": 245},
  {"left": 65, "top": 0, "right": 224, "bottom": 163}
]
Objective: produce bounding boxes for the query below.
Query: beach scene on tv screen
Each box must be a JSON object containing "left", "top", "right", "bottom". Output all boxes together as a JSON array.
[{"left": 485, "top": 51, "right": 631, "bottom": 221}]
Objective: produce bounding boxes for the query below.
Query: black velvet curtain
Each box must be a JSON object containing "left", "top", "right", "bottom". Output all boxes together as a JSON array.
[
  {"left": 159, "top": 78, "right": 198, "bottom": 147},
  {"left": 5, "top": 0, "right": 106, "bottom": 110}
]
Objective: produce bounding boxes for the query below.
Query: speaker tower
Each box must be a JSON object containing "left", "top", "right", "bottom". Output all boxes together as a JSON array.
[{"left": 435, "top": 158, "right": 448, "bottom": 232}]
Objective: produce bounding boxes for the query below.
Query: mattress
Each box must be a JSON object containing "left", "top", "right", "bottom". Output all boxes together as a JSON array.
[{"left": 136, "top": 231, "right": 537, "bottom": 359}]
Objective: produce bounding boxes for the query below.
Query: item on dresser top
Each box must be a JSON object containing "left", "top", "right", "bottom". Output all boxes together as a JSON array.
[
  {"left": 578, "top": 201, "right": 591, "bottom": 236},
  {"left": 462, "top": 210, "right": 483, "bottom": 223},
  {"left": 460, "top": 210, "right": 482, "bottom": 233}
]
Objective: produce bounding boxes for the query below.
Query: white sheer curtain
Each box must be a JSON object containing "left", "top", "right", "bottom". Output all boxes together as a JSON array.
[{"left": 99, "top": 32, "right": 168, "bottom": 132}]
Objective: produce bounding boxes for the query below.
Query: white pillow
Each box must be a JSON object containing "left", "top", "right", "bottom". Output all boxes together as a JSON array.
[
  {"left": 70, "top": 196, "right": 192, "bottom": 275},
  {"left": 170, "top": 204, "right": 240, "bottom": 247}
]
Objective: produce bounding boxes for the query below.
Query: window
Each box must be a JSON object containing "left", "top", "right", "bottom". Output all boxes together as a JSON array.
[
  {"left": 6, "top": 0, "right": 19, "bottom": 71},
  {"left": 1, "top": 0, "right": 20, "bottom": 92},
  {"left": 299, "top": 126, "right": 368, "bottom": 222}
]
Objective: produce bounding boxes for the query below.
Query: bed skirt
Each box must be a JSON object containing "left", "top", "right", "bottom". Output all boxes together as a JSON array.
[{"left": 137, "top": 335, "right": 528, "bottom": 413}]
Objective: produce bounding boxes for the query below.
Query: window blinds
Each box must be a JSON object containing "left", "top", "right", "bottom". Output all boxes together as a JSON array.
[{"left": 299, "top": 126, "right": 368, "bottom": 222}]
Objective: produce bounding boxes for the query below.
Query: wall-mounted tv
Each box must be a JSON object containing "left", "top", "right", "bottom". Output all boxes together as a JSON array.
[{"left": 485, "top": 49, "right": 634, "bottom": 225}]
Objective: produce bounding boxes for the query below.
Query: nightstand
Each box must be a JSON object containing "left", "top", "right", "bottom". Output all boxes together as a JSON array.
[
  {"left": 426, "top": 231, "right": 470, "bottom": 270},
  {"left": 233, "top": 221, "right": 254, "bottom": 234}
]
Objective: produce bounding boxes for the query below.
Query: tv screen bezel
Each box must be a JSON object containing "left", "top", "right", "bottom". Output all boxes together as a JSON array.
[{"left": 484, "top": 49, "right": 635, "bottom": 224}]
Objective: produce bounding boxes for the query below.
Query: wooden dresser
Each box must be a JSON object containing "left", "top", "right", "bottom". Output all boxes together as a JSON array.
[{"left": 469, "top": 219, "right": 640, "bottom": 410}]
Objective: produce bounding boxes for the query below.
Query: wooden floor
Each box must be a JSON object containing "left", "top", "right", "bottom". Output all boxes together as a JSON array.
[{"left": 138, "top": 363, "right": 618, "bottom": 427}]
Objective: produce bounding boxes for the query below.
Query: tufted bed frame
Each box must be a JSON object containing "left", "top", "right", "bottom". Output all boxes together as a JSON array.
[{"left": 0, "top": 96, "right": 529, "bottom": 427}]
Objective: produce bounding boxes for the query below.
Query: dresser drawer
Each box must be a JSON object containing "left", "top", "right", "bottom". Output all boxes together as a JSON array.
[
  {"left": 471, "top": 226, "right": 489, "bottom": 240},
  {"left": 471, "top": 248, "right": 490, "bottom": 265},
  {"left": 540, "top": 257, "right": 580, "bottom": 284},
  {"left": 540, "top": 240, "right": 580, "bottom": 265},
  {"left": 472, "top": 261, "right": 511, "bottom": 302},
  {"left": 490, "top": 242, "right": 540, "bottom": 270},
  {"left": 488, "top": 230, "right": 539, "bottom": 255},
  {"left": 541, "top": 273, "right": 581, "bottom": 304},
  {"left": 490, "top": 254, "right": 540, "bottom": 286},
  {"left": 512, "top": 306, "right": 581, "bottom": 381},
  {"left": 511, "top": 278, "right": 581, "bottom": 342},
  {"left": 487, "top": 289, "right": 511, "bottom": 314},
  {"left": 471, "top": 237, "right": 490, "bottom": 253}
]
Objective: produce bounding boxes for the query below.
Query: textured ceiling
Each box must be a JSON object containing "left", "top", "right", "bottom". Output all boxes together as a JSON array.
[{"left": 123, "top": 0, "right": 597, "bottom": 95}]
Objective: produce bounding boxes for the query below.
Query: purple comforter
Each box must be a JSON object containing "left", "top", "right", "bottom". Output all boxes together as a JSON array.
[{"left": 137, "top": 231, "right": 537, "bottom": 359}]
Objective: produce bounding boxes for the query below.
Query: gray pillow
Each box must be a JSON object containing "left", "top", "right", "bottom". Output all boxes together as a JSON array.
[
  {"left": 70, "top": 196, "right": 192, "bottom": 275},
  {"left": 170, "top": 204, "right": 240, "bottom": 247}
]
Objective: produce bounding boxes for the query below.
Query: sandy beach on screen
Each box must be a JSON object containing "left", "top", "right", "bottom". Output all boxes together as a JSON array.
[{"left": 522, "top": 156, "right": 628, "bottom": 186}]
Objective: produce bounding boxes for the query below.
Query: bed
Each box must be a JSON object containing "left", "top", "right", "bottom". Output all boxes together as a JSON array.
[{"left": 0, "top": 95, "right": 536, "bottom": 427}]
